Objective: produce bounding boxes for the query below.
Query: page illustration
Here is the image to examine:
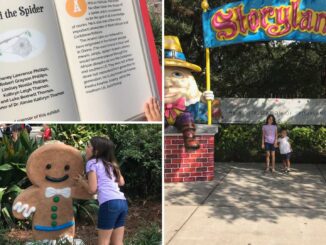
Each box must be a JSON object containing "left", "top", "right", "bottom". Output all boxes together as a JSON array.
[{"left": 0, "top": 0, "right": 79, "bottom": 121}]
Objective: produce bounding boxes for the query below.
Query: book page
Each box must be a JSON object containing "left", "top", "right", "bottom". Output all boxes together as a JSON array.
[
  {"left": 54, "top": 0, "right": 158, "bottom": 121},
  {"left": 0, "top": 0, "right": 79, "bottom": 121}
]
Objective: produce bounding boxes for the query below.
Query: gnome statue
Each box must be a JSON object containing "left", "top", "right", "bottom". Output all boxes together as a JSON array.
[{"left": 164, "top": 36, "right": 221, "bottom": 150}]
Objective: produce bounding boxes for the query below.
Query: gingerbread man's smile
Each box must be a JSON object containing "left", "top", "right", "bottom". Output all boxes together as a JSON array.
[
  {"left": 45, "top": 175, "right": 69, "bottom": 183},
  {"left": 45, "top": 163, "right": 70, "bottom": 183}
]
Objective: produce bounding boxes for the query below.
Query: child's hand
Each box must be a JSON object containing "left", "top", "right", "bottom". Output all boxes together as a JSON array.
[
  {"left": 274, "top": 142, "right": 278, "bottom": 148},
  {"left": 145, "top": 97, "right": 162, "bottom": 122},
  {"left": 261, "top": 144, "right": 265, "bottom": 150},
  {"left": 74, "top": 175, "right": 88, "bottom": 188}
]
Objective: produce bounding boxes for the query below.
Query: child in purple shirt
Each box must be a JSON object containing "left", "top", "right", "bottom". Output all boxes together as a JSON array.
[
  {"left": 262, "top": 114, "right": 278, "bottom": 173},
  {"left": 76, "top": 137, "right": 128, "bottom": 245}
]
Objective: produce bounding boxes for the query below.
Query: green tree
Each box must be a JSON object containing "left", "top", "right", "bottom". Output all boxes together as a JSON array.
[{"left": 165, "top": 0, "right": 326, "bottom": 98}]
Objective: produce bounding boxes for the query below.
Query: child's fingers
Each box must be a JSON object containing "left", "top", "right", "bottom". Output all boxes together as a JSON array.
[{"left": 152, "top": 98, "right": 161, "bottom": 119}]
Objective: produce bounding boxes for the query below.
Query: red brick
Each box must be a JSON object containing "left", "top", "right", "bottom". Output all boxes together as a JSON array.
[
  {"left": 184, "top": 177, "right": 196, "bottom": 182},
  {"left": 165, "top": 168, "right": 172, "bottom": 173},
  {"left": 196, "top": 167, "right": 207, "bottom": 172},
  {"left": 165, "top": 145, "right": 178, "bottom": 150},
  {"left": 190, "top": 172, "right": 203, "bottom": 177},
  {"left": 171, "top": 159, "right": 182, "bottom": 164},
  {"left": 165, "top": 173, "right": 178, "bottom": 178},
  {"left": 208, "top": 139, "right": 215, "bottom": 144},
  {"left": 207, "top": 176, "right": 214, "bottom": 181},
  {"left": 165, "top": 139, "right": 172, "bottom": 145},
  {"left": 183, "top": 168, "right": 196, "bottom": 173},
  {"left": 179, "top": 173, "right": 190, "bottom": 178},
  {"left": 202, "top": 153, "right": 213, "bottom": 158},
  {"left": 189, "top": 163, "right": 202, "bottom": 168},
  {"left": 190, "top": 153, "right": 202, "bottom": 158},
  {"left": 179, "top": 153, "right": 190, "bottom": 158},
  {"left": 164, "top": 178, "right": 172, "bottom": 182},
  {"left": 180, "top": 164, "right": 190, "bottom": 168},
  {"left": 172, "top": 149, "right": 182, "bottom": 154},
  {"left": 202, "top": 162, "right": 214, "bottom": 167},
  {"left": 172, "top": 178, "right": 184, "bottom": 182},
  {"left": 165, "top": 158, "right": 171, "bottom": 164},
  {"left": 208, "top": 167, "right": 215, "bottom": 171},
  {"left": 166, "top": 154, "right": 178, "bottom": 158},
  {"left": 172, "top": 140, "right": 184, "bottom": 144},
  {"left": 195, "top": 177, "right": 209, "bottom": 181},
  {"left": 165, "top": 164, "right": 179, "bottom": 168},
  {"left": 196, "top": 158, "right": 208, "bottom": 162}
]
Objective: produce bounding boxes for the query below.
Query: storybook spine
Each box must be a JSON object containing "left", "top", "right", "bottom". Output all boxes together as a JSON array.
[{"left": 139, "top": 0, "right": 162, "bottom": 99}]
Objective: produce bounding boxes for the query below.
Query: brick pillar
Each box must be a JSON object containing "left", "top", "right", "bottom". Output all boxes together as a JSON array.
[{"left": 164, "top": 125, "right": 218, "bottom": 183}]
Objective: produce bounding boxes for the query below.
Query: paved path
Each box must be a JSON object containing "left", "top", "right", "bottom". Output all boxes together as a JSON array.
[{"left": 165, "top": 163, "right": 326, "bottom": 245}]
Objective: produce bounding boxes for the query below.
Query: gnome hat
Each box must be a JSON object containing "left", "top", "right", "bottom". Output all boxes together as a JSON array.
[{"left": 164, "top": 36, "right": 202, "bottom": 73}]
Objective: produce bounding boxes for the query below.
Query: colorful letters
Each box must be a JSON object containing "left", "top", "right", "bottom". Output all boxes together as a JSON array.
[{"left": 203, "top": 0, "right": 326, "bottom": 47}]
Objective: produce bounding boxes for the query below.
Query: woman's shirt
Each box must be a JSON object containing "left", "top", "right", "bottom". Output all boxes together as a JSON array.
[
  {"left": 262, "top": 124, "right": 277, "bottom": 144},
  {"left": 86, "top": 159, "right": 125, "bottom": 205}
]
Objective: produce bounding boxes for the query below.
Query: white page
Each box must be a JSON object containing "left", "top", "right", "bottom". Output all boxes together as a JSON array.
[
  {"left": 54, "top": 0, "right": 156, "bottom": 121},
  {"left": 0, "top": 0, "right": 79, "bottom": 121}
]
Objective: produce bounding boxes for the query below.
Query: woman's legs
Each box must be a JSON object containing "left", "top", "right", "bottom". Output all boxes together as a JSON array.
[
  {"left": 98, "top": 229, "right": 113, "bottom": 245},
  {"left": 111, "top": 226, "right": 125, "bottom": 245},
  {"left": 265, "top": 151, "right": 270, "bottom": 170},
  {"left": 271, "top": 151, "right": 275, "bottom": 171}
]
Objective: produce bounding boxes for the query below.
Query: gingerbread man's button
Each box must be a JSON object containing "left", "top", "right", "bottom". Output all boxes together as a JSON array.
[
  {"left": 51, "top": 221, "right": 57, "bottom": 227},
  {"left": 51, "top": 206, "right": 57, "bottom": 212},
  {"left": 53, "top": 196, "right": 60, "bottom": 203},
  {"left": 51, "top": 213, "right": 57, "bottom": 220}
]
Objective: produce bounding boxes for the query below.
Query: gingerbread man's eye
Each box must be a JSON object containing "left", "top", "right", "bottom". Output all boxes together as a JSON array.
[
  {"left": 46, "top": 164, "right": 52, "bottom": 170},
  {"left": 64, "top": 165, "right": 70, "bottom": 171}
]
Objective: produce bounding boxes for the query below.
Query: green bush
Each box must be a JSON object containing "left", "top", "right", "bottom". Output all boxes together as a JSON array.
[
  {"left": 125, "top": 223, "right": 161, "bottom": 245},
  {"left": 53, "top": 124, "right": 162, "bottom": 200},
  {"left": 216, "top": 124, "right": 326, "bottom": 163},
  {"left": 0, "top": 125, "right": 161, "bottom": 231}
]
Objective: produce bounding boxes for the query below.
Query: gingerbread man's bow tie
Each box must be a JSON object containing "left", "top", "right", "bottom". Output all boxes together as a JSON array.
[{"left": 45, "top": 187, "right": 71, "bottom": 198}]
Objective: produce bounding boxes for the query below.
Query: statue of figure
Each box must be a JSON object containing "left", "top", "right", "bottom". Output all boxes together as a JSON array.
[{"left": 164, "top": 36, "right": 221, "bottom": 150}]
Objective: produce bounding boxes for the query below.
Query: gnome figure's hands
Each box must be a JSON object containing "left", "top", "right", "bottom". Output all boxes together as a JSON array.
[{"left": 202, "top": 91, "right": 214, "bottom": 103}]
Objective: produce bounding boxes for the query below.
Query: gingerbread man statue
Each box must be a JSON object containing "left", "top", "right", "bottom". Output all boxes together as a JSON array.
[
  {"left": 12, "top": 142, "right": 92, "bottom": 242},
  {"left": 164, "top": 36, "right": 221, "bottom": 150}
]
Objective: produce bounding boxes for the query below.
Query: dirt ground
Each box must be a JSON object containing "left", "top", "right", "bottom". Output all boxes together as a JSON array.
[{"left": 5, "top": 200, "right": 161, "bottom": 244}]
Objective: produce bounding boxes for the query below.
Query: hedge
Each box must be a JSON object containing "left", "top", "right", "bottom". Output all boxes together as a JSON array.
[{"left": 215, "top": 124, "right": 326, "bottom": 163}]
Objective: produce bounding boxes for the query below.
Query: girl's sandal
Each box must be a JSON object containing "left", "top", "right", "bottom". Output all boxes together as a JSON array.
[{"left": 271, "top": 168, "right": 276, "bottom": 173}]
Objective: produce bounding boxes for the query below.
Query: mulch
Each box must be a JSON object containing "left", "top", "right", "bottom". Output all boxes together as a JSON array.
[{"left": 5, "top": 200, "right": 161, "bottom": 244}]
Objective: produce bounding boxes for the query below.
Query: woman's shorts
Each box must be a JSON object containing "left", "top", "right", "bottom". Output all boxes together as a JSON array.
[
  {"left": 98, "top": 199, "right": 128, "bottom": 230},
  {"left": 281, "top": 153, "right": 291, "bottom": 160},
  {"left": 265, "top": 143, "right": 275, "bottom": 152}
]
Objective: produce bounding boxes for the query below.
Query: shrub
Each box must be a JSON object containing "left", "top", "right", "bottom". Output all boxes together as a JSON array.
[{"left": 216, "top": 124, "right": 326, "bottom": 163}]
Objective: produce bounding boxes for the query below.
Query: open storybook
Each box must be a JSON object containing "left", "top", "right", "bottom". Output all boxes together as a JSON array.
[{"left": 0, "top": 0, "right": 161, "bottom": 121}]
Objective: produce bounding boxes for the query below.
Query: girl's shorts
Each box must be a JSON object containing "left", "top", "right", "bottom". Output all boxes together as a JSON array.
[
  {"left": 98, "top": 199, "right": 128, "bottom": 230},
  {"left": 265, "top": 143, "right": 275, "bottom": 152},
  {"left": 281, "top": 153, "right": 291, "bottom": 160}
]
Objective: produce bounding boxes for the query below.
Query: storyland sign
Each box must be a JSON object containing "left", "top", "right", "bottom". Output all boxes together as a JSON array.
[
  {"left": 202, "top": 0, "right": 326, "bottom": 48},
  {"left": 220, "top": 98, "right": 326, "bottom": 125}
]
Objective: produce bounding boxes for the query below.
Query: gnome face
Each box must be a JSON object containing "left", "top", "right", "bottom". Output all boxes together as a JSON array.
[{"left": 165, "top": 67, "right": 202, "bottom": 105}]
